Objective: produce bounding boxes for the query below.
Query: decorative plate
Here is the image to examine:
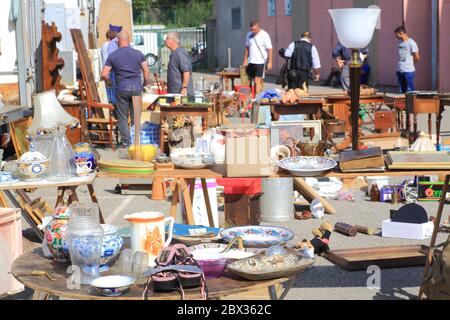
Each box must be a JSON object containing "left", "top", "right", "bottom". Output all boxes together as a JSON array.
[
  {"left": 171, "top": 153, "right": 214, "bottom": 170},
  {"left": 278, "top": 156, "right": 337, "bottom": 177},
  {"left": 188, "top": 243, "right": 260, "bottom": 261},
  {"left": 220, "top": 226, "right": 294, "bottom": 248},
  {"left": 227, "top": 252, "right": 315, "bottom": 281}
]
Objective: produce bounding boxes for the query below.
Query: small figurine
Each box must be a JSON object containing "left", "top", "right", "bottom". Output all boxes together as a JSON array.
[{"left": 295, "top": 222, "right": 333, "bottom": 257}]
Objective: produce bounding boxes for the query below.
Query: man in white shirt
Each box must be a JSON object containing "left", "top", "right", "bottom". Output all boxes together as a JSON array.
[
  {"left": 284, "top": 31, "right": 321, "bottom": 90},
  {"left": 243, "top": 20, "right": 273, "bottom": 94}
]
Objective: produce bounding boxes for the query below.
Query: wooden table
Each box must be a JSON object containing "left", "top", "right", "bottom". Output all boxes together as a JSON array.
[
  {"left": 12, "top": 249, "right": 302, "bottom": 300},
  {"left": 216, "top": 71, "right": 240, "bottom": 91},
  {"left": 267, "top": 99, "right": 324, "bottom": 121},
  {"left": 325, "top": 94, "right": 385, "bottom": 131},
  {"left": 159, "top": 104, "right": 212, "bottom": 153},
  {"left": 0, "top": 174, "right": 103, "bottom": 241}
]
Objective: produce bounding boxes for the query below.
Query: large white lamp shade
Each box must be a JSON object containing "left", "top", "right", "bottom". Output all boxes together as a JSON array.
[
  {"left": 329, "top": 8, "right": 381, "bottom": 49},
  {"left": 29, "top": 90, "right": 79, "bottom": 135}
]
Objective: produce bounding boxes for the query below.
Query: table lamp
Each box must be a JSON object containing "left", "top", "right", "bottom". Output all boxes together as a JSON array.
[
  {"left": 29, "top": 90, "right": 79, "bottom": 135},
  {"left": 329, "top": 8, "right": 381, "bottom": 150}
]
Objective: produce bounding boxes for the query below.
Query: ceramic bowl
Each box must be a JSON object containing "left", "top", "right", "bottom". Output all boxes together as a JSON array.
[
  {"left": 171, "top": 153, "right": 215, "bottom": 169},
  {"left": 278, "top": 156, "right": 337, "bottom": 177},
  {"left": 221, "top": 226, "right": 295, "bottom": 248},
  {"left": 90, "top": 275, "right": 135, "bottom": 297},
  {"left": 16, "top": 151, "right": 49, "bottom": 180},
  {"left": 194, "top": 252, "right": 228, "bottom": 278},
  {"left": 100, "top": 224, "right": 124, "bottom": 266}
]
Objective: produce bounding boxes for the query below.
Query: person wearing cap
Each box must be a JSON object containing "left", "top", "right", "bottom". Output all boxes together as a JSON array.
[{"left": 284, "top": 31, "right": 321, "bottom": 90}]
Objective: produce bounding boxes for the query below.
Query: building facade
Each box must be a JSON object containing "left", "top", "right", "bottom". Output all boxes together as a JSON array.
[{"left": 215, "top": 0, "right": 450, "bottom": 91}]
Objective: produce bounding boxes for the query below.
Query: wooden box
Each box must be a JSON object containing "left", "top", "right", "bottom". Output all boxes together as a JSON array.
[
  {"left": 225, "top": 193, "right": 262, "bottom": 226},
  {"left": 374, "top": 111, "right": 396, "bottom": 131}
]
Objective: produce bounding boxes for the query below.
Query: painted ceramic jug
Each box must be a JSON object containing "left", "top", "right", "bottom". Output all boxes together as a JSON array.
[{"left": 124, "top": 212, "right": 174, "bottom": 266}]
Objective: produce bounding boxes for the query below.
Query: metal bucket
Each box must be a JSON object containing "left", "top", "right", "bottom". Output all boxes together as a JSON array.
[{"left": 260, "top": 178, "right": 294, "bottom": 223}]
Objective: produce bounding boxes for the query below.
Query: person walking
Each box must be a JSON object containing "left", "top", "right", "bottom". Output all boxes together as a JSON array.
[
  {"left": 165, "top": 32, "right": 195, "bottom": 97},
  {"left": 101, "top": 27, "right": 120, "bottom": 104},
  {"left": 243, "top": 20, "right": 273, "bottom": 95},
  {"left": 284, "top": 31, "right": 321, "bottom": 90},
  {"left": 332, "top": 42, "right": 369, "bottom": 92},
  {"left": 395, "top": 26, "right": 420, "bottom": 93},
  {"left": 101, "top": 31, "right": 151, "bottom": 147}
]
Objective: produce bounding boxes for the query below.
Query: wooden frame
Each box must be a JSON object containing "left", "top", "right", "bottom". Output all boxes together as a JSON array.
[
  {"left": 270, "top": 120, "right": 322, "bottom": 146},
  {"left": 9, "top": 117, "right": 32, "bottom": 157}
]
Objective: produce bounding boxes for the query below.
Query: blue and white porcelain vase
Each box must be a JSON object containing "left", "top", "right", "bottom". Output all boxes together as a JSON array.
[
  {"left": 100, "top": 224, "right": 123, "bottom": 267},
  {"left": 66, "top": 203, "right": 103, "bottom": 285}
]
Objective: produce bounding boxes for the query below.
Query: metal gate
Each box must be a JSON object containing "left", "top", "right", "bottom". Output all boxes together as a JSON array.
[{"left": 133, "top": 25, "right": 207, "bottom": 73}]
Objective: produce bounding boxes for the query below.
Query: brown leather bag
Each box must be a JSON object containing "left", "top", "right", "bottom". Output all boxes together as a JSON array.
[{"left": 422, "top": 235, "right": 450, "bottom": 300}]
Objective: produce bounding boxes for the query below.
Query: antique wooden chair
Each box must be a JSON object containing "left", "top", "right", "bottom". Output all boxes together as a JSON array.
[{"left": 71, "top": 29, "right": 118, "bottom": 150}]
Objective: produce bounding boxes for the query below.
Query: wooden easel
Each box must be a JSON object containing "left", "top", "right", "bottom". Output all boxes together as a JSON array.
[{"left": 418, "top": 174, "right": 450, "bottom": 300}]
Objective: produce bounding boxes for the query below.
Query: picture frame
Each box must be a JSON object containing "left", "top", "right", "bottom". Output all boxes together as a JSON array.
[
  {"left": 10, "top": 117, "right": 32, "bottom": 157},
  {"left": 270, "top": 120, "right": 322, "bottom": 148}
]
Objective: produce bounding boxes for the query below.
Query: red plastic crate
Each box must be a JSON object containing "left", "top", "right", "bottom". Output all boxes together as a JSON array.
[
  {"left": 216, "top": 178, "right": 262, "bottom": 195},
  {"left": 234, "top": 85, "right": 255, "bottom": 98}
]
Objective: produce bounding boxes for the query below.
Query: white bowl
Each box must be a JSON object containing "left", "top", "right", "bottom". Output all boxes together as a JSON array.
[{"left": 90, "top": 275, "right": 135, "bottom": 297}]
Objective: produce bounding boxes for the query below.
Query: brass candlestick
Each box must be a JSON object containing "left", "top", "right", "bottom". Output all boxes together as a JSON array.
[{"left": 349, "top": 49, "right": 362, "bottom": 151}]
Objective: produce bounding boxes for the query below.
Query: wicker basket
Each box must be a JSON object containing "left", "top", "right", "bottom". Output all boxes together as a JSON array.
[{"left": 297, "top": 141, "right": 327, "bottom": 156}]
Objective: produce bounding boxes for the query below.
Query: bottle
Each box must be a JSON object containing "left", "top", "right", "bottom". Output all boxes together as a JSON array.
[{"left": 370, "top": 183, "right": 380, "bottom": 202}]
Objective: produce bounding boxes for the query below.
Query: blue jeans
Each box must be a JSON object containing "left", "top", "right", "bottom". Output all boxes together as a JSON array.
[{"left": 397, "top": 71, "right": 416, "bottom": 93}]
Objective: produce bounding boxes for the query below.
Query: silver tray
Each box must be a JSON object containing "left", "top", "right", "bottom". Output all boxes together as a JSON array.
[{"left": 278, "top": 156, "right": 337, "bottom": 177}]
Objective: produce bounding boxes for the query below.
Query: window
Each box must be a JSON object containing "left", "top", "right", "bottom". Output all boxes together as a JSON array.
[
  {"left": 232, "top": 8, "right": 241, "bottom": 30},
  {"left": 285, "top": 0, "right": 292, "bottom": 16},
  {"left": 268, "top": 0, "right": 276, "bottom": 17}
]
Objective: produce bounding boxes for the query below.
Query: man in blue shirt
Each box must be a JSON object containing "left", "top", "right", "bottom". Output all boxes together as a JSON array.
[
  {"left": 101, "top": 31, "right": 151, "bottom": 147},
  {"left": 394, "top": 26, "right": 420, "bottom": 93},
  {"left": 332, "top": 42, "right": 369, "bottom": 91}
]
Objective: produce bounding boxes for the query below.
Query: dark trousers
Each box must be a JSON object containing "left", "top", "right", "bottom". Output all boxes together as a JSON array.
[
  {"left": 116, "top": 91, "right": 141, "bottom": 146},
  {"left": 288, "top": 70, "right": 310, "bottom": 90}
]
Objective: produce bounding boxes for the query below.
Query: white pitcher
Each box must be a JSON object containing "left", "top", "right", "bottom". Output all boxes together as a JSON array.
[{"left": 124, "top": 212, "right": 174, "bottom": 266}]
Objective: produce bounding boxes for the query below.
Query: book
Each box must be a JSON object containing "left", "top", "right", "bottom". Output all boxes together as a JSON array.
[
  {"left": 339, "top": 147, "right": 385, "bottom": 171},
  {"left": 386, "top": 151, "right": 450, "bottom": 169}
]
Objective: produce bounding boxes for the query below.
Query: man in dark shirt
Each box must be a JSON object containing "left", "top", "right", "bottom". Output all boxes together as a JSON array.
[
  {"left": 101, "top": 31, "right": 150, "bottom": 147},
  {"left": 165, "top": 32, "right": 195, "bottom": 96},
  {"left": 332, "top": 42, "right": 369, "bottom": 91}
]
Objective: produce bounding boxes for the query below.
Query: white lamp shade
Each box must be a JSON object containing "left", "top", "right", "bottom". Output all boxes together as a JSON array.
[
  {"left": 329, "top": 8, "right": 381, "bottom": 49},
  {"left": 29, "top": 90, "right": 79, "bottom": 135}
]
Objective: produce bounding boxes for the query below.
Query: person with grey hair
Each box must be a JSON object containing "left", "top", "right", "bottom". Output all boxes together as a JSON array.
[{"left": 165, "top": 32, "right": 195, "bottom": 96}]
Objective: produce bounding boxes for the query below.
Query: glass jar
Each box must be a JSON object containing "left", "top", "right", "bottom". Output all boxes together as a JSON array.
[
  {"left": 48, "top": 129, "right": 75, "bottom": 181},
  {"left": 31, "top": 133, "right": 55, "bottom": 159},
  {"left": 66, "top": 203, "right": 103, "bottom": 285}
]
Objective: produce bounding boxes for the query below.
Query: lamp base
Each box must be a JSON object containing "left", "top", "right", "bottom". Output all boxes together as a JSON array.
[{"left": 349, "top": 49, "right": 362, "bottom": 151}]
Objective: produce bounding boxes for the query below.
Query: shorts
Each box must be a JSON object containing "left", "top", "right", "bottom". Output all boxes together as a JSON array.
[{"left": 247, "top": 63, "right": 266, "bottom": 79}]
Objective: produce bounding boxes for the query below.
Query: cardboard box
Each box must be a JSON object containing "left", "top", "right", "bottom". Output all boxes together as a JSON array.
[
  {"left": 224, "top": 125, "right": 272, "bottom": 177},
  {"left": 382, "top": 219, "right": 434, "bottom": 240}
]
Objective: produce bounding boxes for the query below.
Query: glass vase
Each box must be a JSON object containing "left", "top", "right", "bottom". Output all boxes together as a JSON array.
[
  {"left": 31, "top": 133, "right": 55, "bottom": 159},
  {"left": 48, "top": 129, "right": 75, "bottom": 181},
  {"left": 66, "top": 203, "right": 103, "bottom": 286}
]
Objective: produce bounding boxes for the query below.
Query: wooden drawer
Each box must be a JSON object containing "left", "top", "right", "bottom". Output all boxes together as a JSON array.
[{"left": 406, "top": 95, "right": 440, "bottom": 114}]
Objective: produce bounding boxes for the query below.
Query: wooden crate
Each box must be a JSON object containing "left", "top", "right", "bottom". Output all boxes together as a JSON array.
[{"left": 225, "top": 193, "right": 262, "bottom": 226}]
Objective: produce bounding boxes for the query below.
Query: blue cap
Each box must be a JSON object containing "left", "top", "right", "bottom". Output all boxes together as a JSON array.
[{"left": 109, "top": 24, "right": 123, "bottom": 33}]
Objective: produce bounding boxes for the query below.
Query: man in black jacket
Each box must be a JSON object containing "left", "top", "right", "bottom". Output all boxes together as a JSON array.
[{"left": 284, "top": 32, "right": 321, "bottom": 90}]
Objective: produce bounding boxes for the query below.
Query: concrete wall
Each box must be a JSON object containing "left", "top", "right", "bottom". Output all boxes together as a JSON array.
[
  {"left": 214, "top": 0, "right": 447, "bottom": 90},
  {"left": 215, "top": 0, "right": 259, "bottom": 70},
  {"left": 259, "top": 0, "right": 292, "bottom": 74},
  {"left": 439, "top": 0, "right": 450, "bottom": 91}
]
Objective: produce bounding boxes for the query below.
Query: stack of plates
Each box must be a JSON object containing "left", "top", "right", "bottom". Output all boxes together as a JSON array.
[
  {"left": 98, "top": 159, "right": 155, "bottom": 174},
  {"left": 171, "top": 153, "right": 214, "bottom": 169}
]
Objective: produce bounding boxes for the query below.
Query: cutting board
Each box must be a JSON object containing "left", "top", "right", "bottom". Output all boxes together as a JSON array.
[{"left": 326, "top": 245, "right": 428, "bottom": 271}]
